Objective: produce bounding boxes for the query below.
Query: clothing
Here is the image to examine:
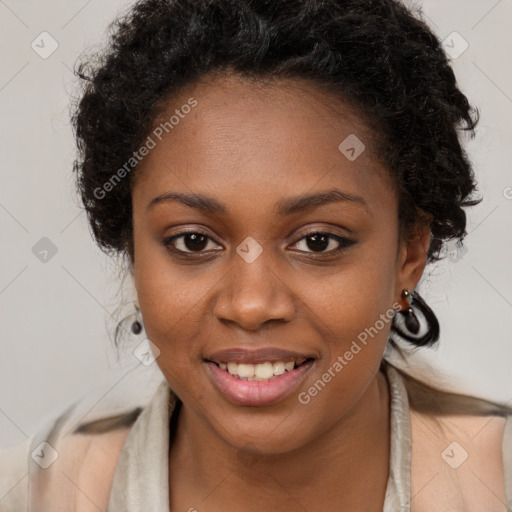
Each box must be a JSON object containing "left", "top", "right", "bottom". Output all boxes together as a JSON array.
[{"left": 1, "top": 359, "right": 511, "bottom": 511}]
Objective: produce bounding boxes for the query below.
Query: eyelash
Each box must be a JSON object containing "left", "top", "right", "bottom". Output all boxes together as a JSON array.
[{"left": 161, "top": 229, "right": 356, "bottom": 257}]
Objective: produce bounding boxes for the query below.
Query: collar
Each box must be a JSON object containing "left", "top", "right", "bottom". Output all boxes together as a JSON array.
[{"left": 106, "top": 360, "right": 412, "bottom": 511}]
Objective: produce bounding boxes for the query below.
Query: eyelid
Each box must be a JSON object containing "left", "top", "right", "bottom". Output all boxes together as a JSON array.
[
  {"left": 289, "top": 229, "right": 356, "bottom": 254},
  {"left": 292, "top": 226, "right": 347, "bottom": 241},
  {"left": 162, "top": 226, "right": 356, "bottom": 256},
  {"left": 162, "top": 228, "right": 223, "bottom": 253}
]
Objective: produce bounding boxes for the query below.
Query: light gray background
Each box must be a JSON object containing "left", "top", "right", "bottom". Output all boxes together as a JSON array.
[{"left": 1, "top": 0, "right": 511, "bottom": 448}]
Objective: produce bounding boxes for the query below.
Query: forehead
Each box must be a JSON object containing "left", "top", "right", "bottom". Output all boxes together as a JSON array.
[{"left": 133, "top": 73, "right": 396, "bottom": 216}]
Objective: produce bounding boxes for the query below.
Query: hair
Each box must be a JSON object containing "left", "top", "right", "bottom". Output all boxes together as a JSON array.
[{"left": 71, "top": 0, "right": 482, "bottom": 352}]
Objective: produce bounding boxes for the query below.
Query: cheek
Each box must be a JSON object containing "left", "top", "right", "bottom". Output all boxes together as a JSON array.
[
  {"left": 294, "top": 266, "right": 395, "bottom": 427},
  {"left": 133, "top": 218, "right": 207, "bottom": 315},
  {"left": 299, "top": 233, "right": 398, "bottom": 400},
  {"left": 305, "top": 235, "right": 397, "bottom": 339},
  {"left": 132, "top": 228, "right": 206, "bottom": 371}
]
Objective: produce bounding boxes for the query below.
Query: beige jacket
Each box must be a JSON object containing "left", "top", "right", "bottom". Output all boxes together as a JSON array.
[{"left": 1, "top": 359, "right": 512, "bottom": 511}]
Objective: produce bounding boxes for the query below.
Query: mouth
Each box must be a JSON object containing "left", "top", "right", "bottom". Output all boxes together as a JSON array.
[
  {"left": 203, "top": 348, "right": 316, "bottom": 406},
  {"left": 206, "top": 358, "right": 314, "bottom": 381}
]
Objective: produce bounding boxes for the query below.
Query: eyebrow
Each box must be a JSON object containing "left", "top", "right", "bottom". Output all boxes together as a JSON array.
[{"left": 146, "top": 189, "right": 369, "bottom": 215}]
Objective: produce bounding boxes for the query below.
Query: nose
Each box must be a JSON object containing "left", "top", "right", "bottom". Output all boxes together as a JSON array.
[{"left": 213, "top": 253, "right": 295, "bottom": 331}]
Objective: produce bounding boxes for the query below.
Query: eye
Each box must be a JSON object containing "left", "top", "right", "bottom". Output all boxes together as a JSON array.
[
  {"left": 290, "top": 231, "right": 356, "bottom": 255},
  {"left": 162, "top": 230, "right": 222, "bottom": 254},
  {"left": 161, "top": 229, "right": 357, "bottom": 257}
]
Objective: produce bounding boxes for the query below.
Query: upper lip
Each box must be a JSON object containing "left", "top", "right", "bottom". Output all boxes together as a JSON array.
[{"left": 204, "top": 347, "right": 316, "bottom": 365}]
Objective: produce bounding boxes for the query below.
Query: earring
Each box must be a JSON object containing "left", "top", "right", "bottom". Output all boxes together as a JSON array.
[
  {"left": 131, "top": 305, "right": 143, "bottom": 335},
  {"left": 400, "top": 289, "right": 420, "bottom": 334},
  {"left": 391, "top": 289, "right": 440, "bottom": 347}
]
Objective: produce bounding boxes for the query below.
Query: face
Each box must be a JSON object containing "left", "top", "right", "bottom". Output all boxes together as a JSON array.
[{"left": 130, "top": 73, "right": 428, "bottom": 454}]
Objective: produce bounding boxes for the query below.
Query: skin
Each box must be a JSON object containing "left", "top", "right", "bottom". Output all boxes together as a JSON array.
[{"left": 130, "top": 72, "right": 430, "bottom": 511}]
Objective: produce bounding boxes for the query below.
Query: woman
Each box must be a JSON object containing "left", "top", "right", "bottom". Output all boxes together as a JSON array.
[{"left": 1, "top": 0, "right": 511, "bottom": 510}]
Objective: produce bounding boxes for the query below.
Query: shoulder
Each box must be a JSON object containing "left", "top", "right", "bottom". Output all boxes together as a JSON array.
[
  {"left": 393, "top": 365, "right": 512, "bottom": 512},
  {"left": 0, "top": 370, "right": 166, "bottom": 511}
]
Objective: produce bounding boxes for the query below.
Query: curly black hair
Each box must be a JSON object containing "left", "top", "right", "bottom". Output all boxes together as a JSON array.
[{"left": 71, "top": 0, "right": 482, "bottom": 350}]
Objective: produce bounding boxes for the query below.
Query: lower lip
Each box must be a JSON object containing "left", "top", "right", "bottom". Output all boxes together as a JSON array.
[{"left": 205, "top": 360, "right": 314, "bottom": 406}]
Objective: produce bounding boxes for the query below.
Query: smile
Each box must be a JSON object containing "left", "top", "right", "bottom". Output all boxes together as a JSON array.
[
  {"left": 203, "top": 350, "right": 315, "bottom": 406},
  {"left": 213, "top": 359, "right": 310, "bottom": 381}
]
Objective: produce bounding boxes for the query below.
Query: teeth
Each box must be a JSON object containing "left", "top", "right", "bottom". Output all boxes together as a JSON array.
[
  {"left": 273, "top": 362, "right": 285, "bottom": 375},
  {"left": 237, "top": 363, "right": 255, "bottom": 378},
  {"left": 220, "top": 360, "right": 306, "bottom": 380},
  {"left": 254, "top": 362, "right": 274, "bottom": 379}
]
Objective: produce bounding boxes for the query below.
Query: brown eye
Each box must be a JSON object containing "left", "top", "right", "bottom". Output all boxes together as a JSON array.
[
  {"left": 291, "top": 232, "right": 356, "bottom": 255},
  {"left": 162, "top": 231, "right": 222, "bottom": 254}
]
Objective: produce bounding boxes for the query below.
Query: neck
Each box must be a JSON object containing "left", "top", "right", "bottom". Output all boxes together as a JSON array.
[{"left": 169, "top": 369, "right": 390, "bottom": 511}]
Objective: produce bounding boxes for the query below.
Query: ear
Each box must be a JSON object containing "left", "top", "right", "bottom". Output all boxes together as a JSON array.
[{"left": 394, "top": 224, "right": 431, "bottom": 305}]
